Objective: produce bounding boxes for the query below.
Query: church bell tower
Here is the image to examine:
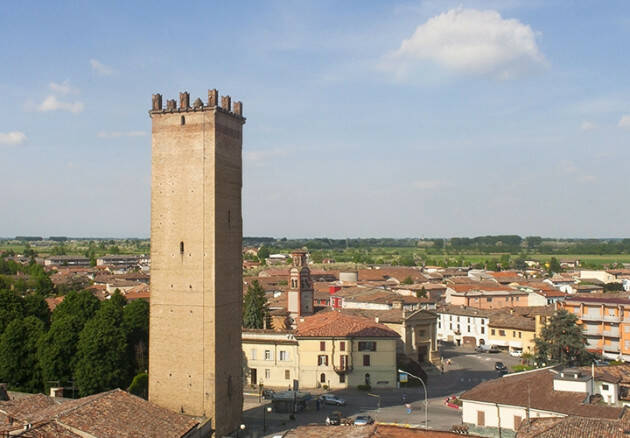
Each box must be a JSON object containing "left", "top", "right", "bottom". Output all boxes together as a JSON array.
[{"left": 287, "top": 250, "right": 314, "bottom": 319}]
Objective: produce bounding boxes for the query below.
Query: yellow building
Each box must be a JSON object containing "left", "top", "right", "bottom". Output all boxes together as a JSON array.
[
  {"left": 487, "top": 309, "right": 551, "bottom": 355},
  {"left": 242, "top": 311, "right": 400, "bottom": 390}
]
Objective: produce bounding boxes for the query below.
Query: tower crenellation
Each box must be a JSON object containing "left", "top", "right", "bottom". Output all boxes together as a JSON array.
[{"left": 149, "top": 89, "right": 244, "bottom": 119}]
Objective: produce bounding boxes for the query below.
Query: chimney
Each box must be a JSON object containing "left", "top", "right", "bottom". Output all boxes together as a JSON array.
[
  {"left": 166, "top": 99, "right": 177, "bottom": 111},
  {"left": 49, "top": 387, "right": 64, "bottom": 398},
  {"left": 233, "top": 101, "right": 243, "bottom": 116}
]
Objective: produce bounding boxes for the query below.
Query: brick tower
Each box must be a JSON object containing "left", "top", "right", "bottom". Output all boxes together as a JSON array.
[
  {"left": 148, "top": 89, "right": 245, "bottom": 436},
  {"left": 287, "top": 250, "right": 314, "bottom": 319}
]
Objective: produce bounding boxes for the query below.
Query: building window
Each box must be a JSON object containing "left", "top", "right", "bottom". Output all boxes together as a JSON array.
[
  {"left": 516, "top": 297, "right": 519, "bottom": 301},
  {"left": 363, "top": 354, "right": 370, "bottom": 366},
  {"left": 457, "top": 316, "right": 460, "bottom": 322},
  {"left": 491, "top": 329, "right": 495, "bottom": 335},
  {"left": 477, "top": 411, "right": 485, "bottom": 426},
  {"left": 468, "top": 317, "right": 471, "bottom": 323},
  {"left": 320, "top": 373, "right": 326, "bottom": 383},
  {"left": 180, "top": 115, "right": 185, "bottom": 125},
  {"left": 602, "top": 384, "right": 609, "bottom": 390},
  {"left": 340, "top": 355, "right": 349, "bottom": 370},
  {"left": 285, "top": 370, "right": 290, "bottom": 380},
  {"left": 320, "top": 341, "right": 326, "bottom": 351},
  {"left": 449, "top": 323, "right": 453, "bottom": 330},
  {"left": 358, "top": 341, "right": 376, "bottom": 351},
  {"left": 419, "top": 330, "right": 426, "bottom": 337},
  {"left": 499, "top": 330, "right": 506, "bottom": 337},
  {"left": 519, "top": 332, "right": 522, "bottom": 338},
  {"left": 339, "top": 374, "right": 346, "bottom": 383},
  {"left": 513, "top": 331, "right": 516, "bottom": 337},
  {"left": 180, "top": 241, "right": 184, "bottom": 254},
  {"left": 265, "top": 369, "right": 270, "bottom": 379},
  {"left": 467, "top": 325, "right": 471, "bottom": 333},
  {"left": 279, "top": 351, "right": 289, "bottom": 361},
  {"left": 438, "top": 321, "right": 441, "bottom": 328},
  {"left": 481, "top": 326, "right": 485, "bottom": 334},
  {"left": 250, "top": 349, "right": 256, "bottom": 360},
  {"left": 340, "top": 341, "right": 346, "bottom": 351},
  {"left": 487, "top": 298, "right": 492, "bottom": 302},
  {"left": 450, "top": 315, "right": 452, "bottom": 321},
  {"left": 318, "top": 355, "right": 328, "bottom": 366},
  {"left": 264, "top": 350, "right": 272, "bottom": 361}
]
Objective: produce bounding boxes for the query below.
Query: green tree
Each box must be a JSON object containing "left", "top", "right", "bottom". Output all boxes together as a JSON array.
[
  {"left": 399, "top": 254, "right": 416, "bottom": 267},
  {"left": 548, "top": 257, "right": 562, "bottom": 274},
  {"left": 23, "top": 294, "right": 51, "bottom": 328},
  {"left": 74, "top": 300, "right": 130, "bottom": 396},
  {"left": 416, "top": 286, "right": 427, "bottom": 299},
  {"left": 38, "top": 316, "right": 84, "bottom": 386},
  {"left": 0, "top": 317, "right": 45, "bottom": 392},
  {"left": 123, "top": 299, "right": 149, "bottom": 374},
  {"left": 0, "top": 290, "right": 24, "bottom": 335},
  {"left": 52, "top": 290, "right": 100, "bottom": 324},
  {"left": 534, "top": 310, "right": 593, "bottom": 366},
  {"left": 242, "top": 280, "right": 271, "bottom": 329},
  {"left": 401, "top": 276, "right": 414, "bottom": 285},
  {"left": 128, "top": 372, "right": 148, "bottom": 399},
  {"left": 257, "top": 246, "right": 270, "bottom": 264}
]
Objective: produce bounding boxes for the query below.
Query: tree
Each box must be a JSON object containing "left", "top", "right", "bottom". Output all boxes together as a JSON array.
[
  {"left": 257, "top": 246, "right": 270, "bottom": 264},
  {"left": 38, "top": 315, "right": 84, "bottom": 386},
  {"left": 548, "top": 257, "right": 562, "bottom": 274},
  {"left": 74, "top": 300, "right": 130, "bottom": 396},
  {"left": 0, "top": 290, "right": 24, "bottom": 336},
  {"left": 127, "top": 372, "right": 148, "bottom": 399},
  {"left": 123, "top": 299, "right": 149, "bottom": 374},
  {"left": 0, "top": 317, "right": 45, "bottom": 392},
  {"left": 399, "top": 254, "right": 416, "bottom": 267},
  {"left": 534, "top": 310, "right": 593, "bottom": 366},
  {"left": 242, "top": 280, "right": 271, "bottom": 329},
  {"left": 401, "top": 276, "right": 414, "bottom": 285},
  {"left": 24, "top": 294, "right": 51, "bottom": 328},
  {"left": 52, "top": 290, "right": 100, "bottom": 324},
  {"left": 416, "top": 286, "right": 427, "bottom": 299}
]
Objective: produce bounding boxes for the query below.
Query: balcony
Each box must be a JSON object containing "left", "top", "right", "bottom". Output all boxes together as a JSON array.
[
  {"left": 603, "top": 342, "right": 620, "bottom": 352},
  {"left": 603, "top": 328, "right": 620, "bottom": 337},
  {"left": 583, "top": 324, "right": 602, "bottom": 336},
  {"left": 604, "top": 315, "right": 622, "bottom": 323},
  {"left": 580, "top": 313, "right": 603, "bottom": 322}
]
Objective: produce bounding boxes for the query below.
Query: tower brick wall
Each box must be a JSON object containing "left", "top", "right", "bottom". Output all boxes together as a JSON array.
[{"left": 148, "top": 90, "right": 245, "bottom": 436}]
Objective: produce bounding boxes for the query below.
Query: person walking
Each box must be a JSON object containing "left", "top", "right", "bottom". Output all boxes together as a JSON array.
[{"left": 405, "top": 403, "right": 412, "bottom": 414}]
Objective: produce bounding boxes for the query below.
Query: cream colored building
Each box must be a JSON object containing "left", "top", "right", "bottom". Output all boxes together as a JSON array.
[{"left": 242, "top": 311, "right": 400, "bottom": 390}]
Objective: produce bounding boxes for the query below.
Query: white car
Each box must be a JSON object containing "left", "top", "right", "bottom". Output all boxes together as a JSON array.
[
  {"left": 320, "top": 394, "right": 346, "bottom": 406},
  {"left": 509, "top": 350, "right": 522, "bottom": 357}
]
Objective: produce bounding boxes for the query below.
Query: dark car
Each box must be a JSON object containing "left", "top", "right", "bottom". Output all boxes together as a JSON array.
[
  {"left": 262, "top": 389, "right": 275, "bottom": 400},
  {"left": 326, "top": 412, "right": 342, "bottom": 426},
  {"left": 320, "top": 394, "right": 346, "bottom": 406},
  {"left": 495, "top": 361, "right": 507, "bottom": 371}
]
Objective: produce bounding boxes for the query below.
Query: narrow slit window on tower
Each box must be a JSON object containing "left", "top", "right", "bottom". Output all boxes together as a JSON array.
[
  {"left": 180, "top": 115, "right": 185, "bottom": 125},
  {"left": 228, "top": 209, "right": 231, "bottom": 225},
  {"left": 180, "top": 241, "right": 184, "bottom": 255}
]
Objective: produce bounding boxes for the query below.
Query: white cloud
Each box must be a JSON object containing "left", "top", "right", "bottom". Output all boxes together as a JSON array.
[
  {"left": 90, "top": 59, "right": 115, "bottom": 76},
  {"left": 97, "top": 130, "right": 147, "bottom": 138},
  {"left": 0, "top": 131, "right": 27, "bottom": 146},
  {"left": 245, "top": 148, "right": 288, "bottom": 167},
  {"left": 385, "top": 8, "right": 545, "bottom": 80},
  {"left": 49, "top": 80, "right": 76, "bottom": 95},
  {"left": 580, "top": 121, "right": 597, "bottom": 131},
  {"left": 618, "top": 115, "right": 630, "bottom": 128},
  {"left": 37, "top": 95, "right": 84, "bottom": 113},
  {"left": 412, "top": 179, "right": 447, "bottom": 190}
]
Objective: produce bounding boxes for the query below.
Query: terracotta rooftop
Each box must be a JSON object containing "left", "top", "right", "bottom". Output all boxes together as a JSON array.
[
  {"left": 339, "top": 308, "right": 436, "bottom": 324},
  {"left": 295, "top": 310, "right": 400, "bottom": 338},
  {"left": 0, "top": 389, "right": 199, "bottom": 438},
  {"left": 516, "top": 410, "right": 630, "bottom": 438},
  {"left": 461, "top": 368, "right": 624, "bottom": 419}
]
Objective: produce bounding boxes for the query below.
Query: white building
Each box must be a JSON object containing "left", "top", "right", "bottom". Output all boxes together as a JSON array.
[{"left": 436, "top": 305, "right": 490, "bottom": 347}]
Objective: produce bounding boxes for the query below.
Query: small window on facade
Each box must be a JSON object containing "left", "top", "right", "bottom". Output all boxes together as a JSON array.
[
  {"left": 264, "top": 350, "right": 272, "bottom": 360},
  {"left": 250, "top": 349, "right": 256, "bottom": 360},
  {"left": 519, "top": 332, "right": 522, "bottom": 338},
  {"left": 279, "top": 351, "right": 288, "bottom": 361},
  {"left": 363, "top": 354, "right": 370, "bottom": 366},
  {"left": 320, "top": 341, "right": 326, "bottom": 351},
  {"left": 265, "top": 369, "right": 271, "bottom": 379},
  {"left": 481, "top": 326, "right": 485, "bottom": 334},
  {"left": 285, "top": 370, "right": 290, "bottom": 380},
  {"left": 491, "top": 329, "right": 495, "bottom": 335},
  {"left": 602, "top": 384, "right": 609, "bottom": 390},
  {"left": 340, "top": 341, "right": 346, "bottom": 351},
  {"left": 180, "top": 241, "right": 184, "bottom": 254},
  {"left": 320, "top": 373, "right": 326, "bottom": 383},
  {"left": 513, "top": 331, "right": 516, "bottom": 337},
  {"left": 339, "top": 374, "right": 346, "bottom": 383},
  {"left": 317, "top": 355, "right": 328, "bottom": 366},
  {"left": 487, "top": 297, "right": 492, "bottom": 302},
  {"left": 499, "top": 330, "right": 506, "bottom": 336},
  {"left": 181, "top": 115, "right": 185, "bottom": 125}
]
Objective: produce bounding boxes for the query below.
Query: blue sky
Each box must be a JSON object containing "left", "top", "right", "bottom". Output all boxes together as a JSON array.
[{"left": 1, "top": 1, "right": 629, "bottom": 238}]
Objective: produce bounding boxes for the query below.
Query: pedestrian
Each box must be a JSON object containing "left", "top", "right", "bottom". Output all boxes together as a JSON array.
[{"left": 406, "top": 403, "right": 412, "bottom": 415}]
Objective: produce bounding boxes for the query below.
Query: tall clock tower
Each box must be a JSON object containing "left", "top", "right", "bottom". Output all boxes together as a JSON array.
[{"left": 287, "top": 250, "right": 314, "bottom": 319}]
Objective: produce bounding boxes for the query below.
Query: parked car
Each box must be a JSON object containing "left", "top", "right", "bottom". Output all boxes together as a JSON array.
[
  {"left": 262, "top": 389, "right": 275, "bottom": 400},
  {"left": 497, "top": 368, "right": 509, "bottom": 376},
  {"left": 326, "top": 412, "right": 342, "bottom": 426},
  {"left": 509, "top": 350, "right": 522, "bottom": 357},
  {"left": 354, "top": 415, "right": 375, "bottom": 425},
  {"left": 320, "top": 394, "right": 346, "bottom": 406},
  {"left": 495, "top": 361, "right": 507, "bottom": 371}
]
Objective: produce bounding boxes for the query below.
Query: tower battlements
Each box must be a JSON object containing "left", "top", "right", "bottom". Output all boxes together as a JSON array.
[{"left": 150, "top": 89, "right": 244, "bottom": 119}]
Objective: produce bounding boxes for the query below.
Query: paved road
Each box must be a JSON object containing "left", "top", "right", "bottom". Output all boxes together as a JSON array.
[{"left": 239, "top": 345, "right": 523, "bottom": 437}]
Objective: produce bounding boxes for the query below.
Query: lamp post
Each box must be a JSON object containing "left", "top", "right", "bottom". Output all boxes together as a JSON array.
[
  {"left": 399, "top": 369, "right": 428, "bottom": 431},
  {"left": 263, "top": 406, "right": 272, "bottom": 433},
  {"left": 237, "top": 424, "right": 246, "bottom": 438}
]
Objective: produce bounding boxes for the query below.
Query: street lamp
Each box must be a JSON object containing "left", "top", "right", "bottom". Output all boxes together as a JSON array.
[
  {"left": 237, "top": 424, "right": 246, "bottom": 438},
  {"left": 263, "top": 406, "right": 272, "bottom": 433},
  {"left": 398, "top": 369, "right": 428, "bottom": 431}
]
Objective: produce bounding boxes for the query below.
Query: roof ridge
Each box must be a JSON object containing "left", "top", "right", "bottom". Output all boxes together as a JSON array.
[{"left": 49, "top": 389, "right": 119, "bottom": 420}]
